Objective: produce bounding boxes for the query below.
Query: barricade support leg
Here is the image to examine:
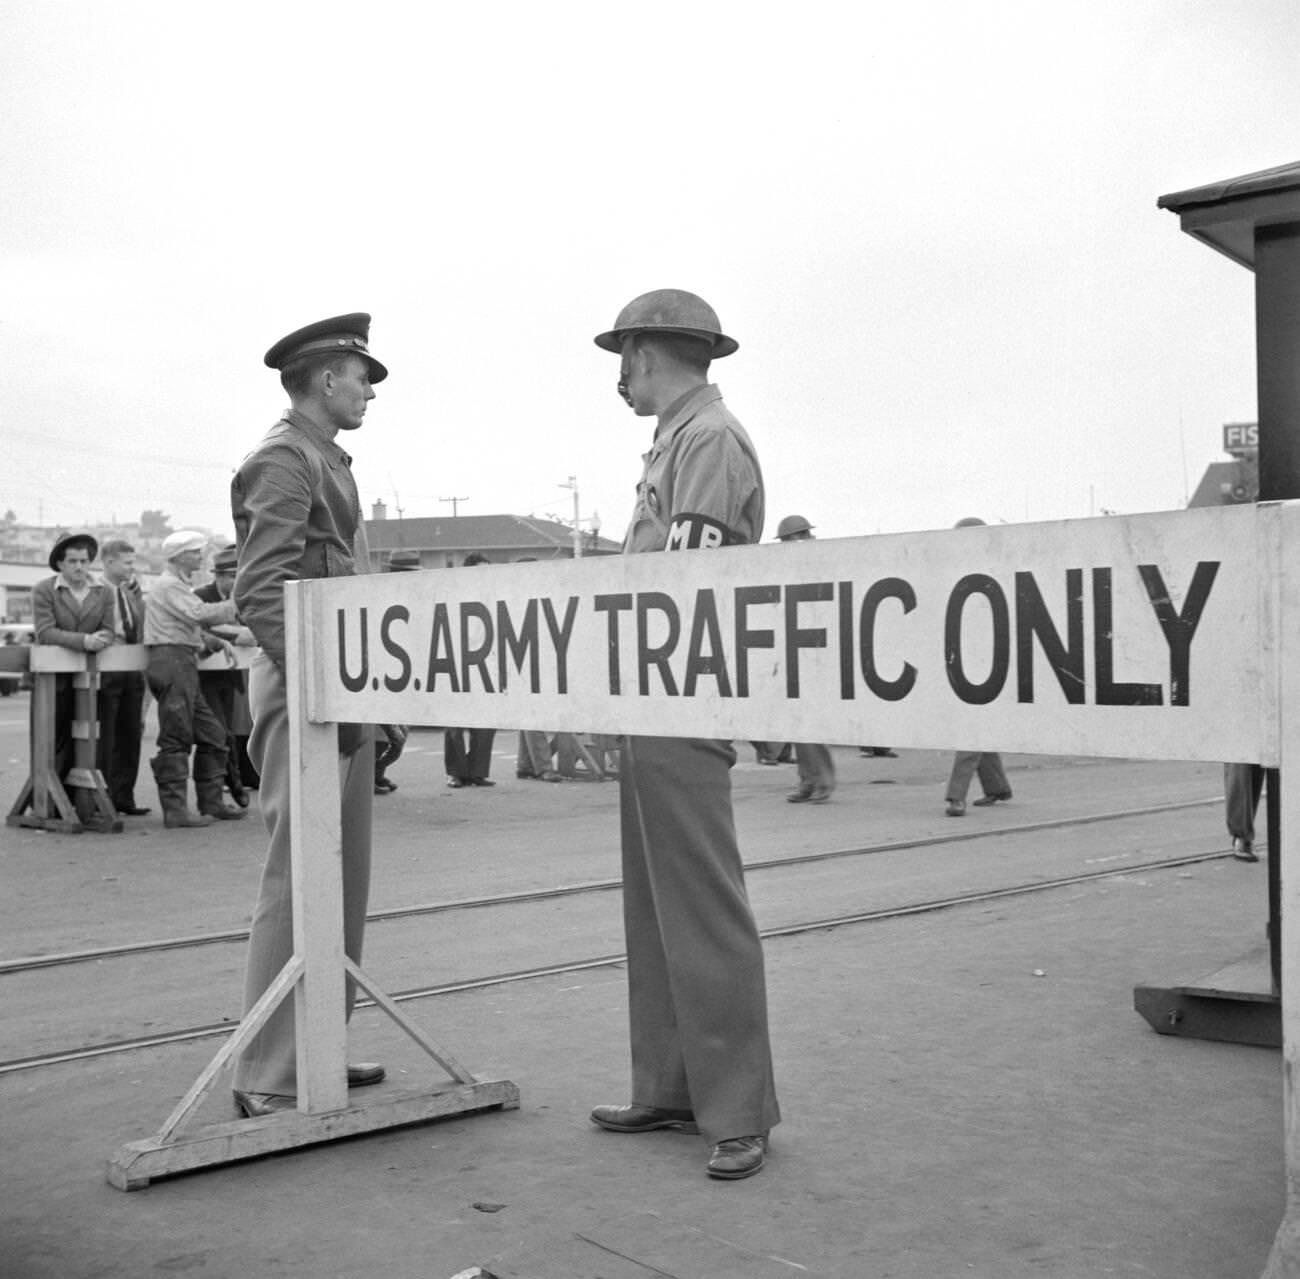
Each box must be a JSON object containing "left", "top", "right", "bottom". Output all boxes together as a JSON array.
[{"left": 105, "top": 581, "right": 519, "bottom": 1189}]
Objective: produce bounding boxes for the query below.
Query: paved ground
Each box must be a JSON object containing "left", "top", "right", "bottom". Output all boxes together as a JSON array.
[{"left": 0, "top": 720, "right": 1284, "bottom": 1278}]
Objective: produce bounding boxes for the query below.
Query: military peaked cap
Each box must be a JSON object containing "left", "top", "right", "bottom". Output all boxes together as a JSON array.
[{"left": 264, "top": 312, "right": 388, "bottom": 383}]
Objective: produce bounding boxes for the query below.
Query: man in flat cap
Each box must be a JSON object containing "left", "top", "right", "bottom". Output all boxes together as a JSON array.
[
  {"left": 32, "top": 532, "right": 114, "bottom": 786},
  {"left": 588, "top": 290, "right": 780, "bottom": 1180},
  {"left": 229, "top": 313, "right": 387, "bottom": 1117},
  {"left": 144, "top": 531, "right": 241, "bottom": 827}
]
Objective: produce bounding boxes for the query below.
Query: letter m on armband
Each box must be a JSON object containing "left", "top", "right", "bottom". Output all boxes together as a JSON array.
[{"left": 664, "top": 513, "right": 737, "bottom": 550}]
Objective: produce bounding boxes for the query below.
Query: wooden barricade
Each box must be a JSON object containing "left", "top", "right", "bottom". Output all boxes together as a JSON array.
[
  {"left": 7, "top": 644, "right": 255, "bottom": 834},
  {"left": 105, "top": 506, "right": 1286, "bottom": 1193}
]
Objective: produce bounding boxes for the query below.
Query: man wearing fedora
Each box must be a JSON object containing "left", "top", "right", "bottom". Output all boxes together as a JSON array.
[
  {"left": 143, "top": 531, "right": 241, "bottom": 828},
  {"left": 32, "top": 531, "right": 114, "bottom": 784},
  {"left": 588, "top": 290, "right": 780, "bottom": 1180},
  {"left": 229, "top": 313, "right": 387, "bottom": 1117}
]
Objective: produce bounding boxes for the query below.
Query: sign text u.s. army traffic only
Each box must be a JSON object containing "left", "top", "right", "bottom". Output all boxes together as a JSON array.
[{"left": 295, "top": 505, "right": 1280, "bottom": 764}]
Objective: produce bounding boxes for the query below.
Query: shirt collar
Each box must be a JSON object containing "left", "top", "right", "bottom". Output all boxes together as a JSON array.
[
  {"left": 654, "top": 383, "right": 722, "bottom": 445},
  {"left": 284, "top": 408, "right": 352, "bottom": 467}
]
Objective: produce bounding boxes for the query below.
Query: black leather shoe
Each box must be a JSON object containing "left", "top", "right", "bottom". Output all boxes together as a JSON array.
[
  {"left": 233, "top": 1089, "right": 295, "bottom": 1118},
  {"left": 116, "top": 804, "right": 152, "bottom": 816},
  {"left": 945, "top": 799, "right": 966, "bottom": 817},
  {"left": 590, "top": 1103, "right": 698, "bottom": 1134},
  {"left": 446, "top": 777, "right": 465, "bottom": 788},
  {"left": 347, "top": 1062, "right": 386, "bottom": 1087},
  {"left": 468, "top": 777, "right": 496, "bottom": 787},
  {"left": 972, "top": 792, "right": 1012, "bottom": 806},
  {"left": 707, "top": 1134, "right": 768, "bottom": 1180},
  {"left": 1232, "top": 837, "right": 1260, "bottom": 862}
]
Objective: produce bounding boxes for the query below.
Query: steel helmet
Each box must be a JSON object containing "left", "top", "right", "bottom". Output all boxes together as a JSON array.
[
  {"left": 776, "top": 514, "right": 814, "bottom": 540},
  {"left": 594, "top": 289, "right": 738, "bottom": 358}
]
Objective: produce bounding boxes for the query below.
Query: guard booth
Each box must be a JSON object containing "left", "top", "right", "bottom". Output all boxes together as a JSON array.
[{"left": 1154, "top": 159, "right": 1300, "bottom": 1279}]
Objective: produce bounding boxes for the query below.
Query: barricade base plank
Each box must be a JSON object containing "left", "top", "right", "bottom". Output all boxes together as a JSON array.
[{"left": 105, "top": 1078, "right": 521, "bottom": 1190}]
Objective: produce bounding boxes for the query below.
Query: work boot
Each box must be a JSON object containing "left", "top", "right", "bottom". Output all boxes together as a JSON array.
[
  {"left": 151, "top": 757, "right": 215, "bottom": 829},
  {"left": 196, "top": 775, "right": 246, "bottom": 821}
]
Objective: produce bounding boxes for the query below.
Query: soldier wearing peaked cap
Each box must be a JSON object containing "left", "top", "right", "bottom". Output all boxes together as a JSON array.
[
  {"left": 588, "top": 290, "right": 780, "bottom": 1182},
  {"left": 228, "top": 313, "right": 387, "bottom": 1117}
]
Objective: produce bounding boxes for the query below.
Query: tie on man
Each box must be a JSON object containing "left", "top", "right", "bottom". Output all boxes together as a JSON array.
[{"left": 118, "top": 585, "right": 138, "bottom": 644}]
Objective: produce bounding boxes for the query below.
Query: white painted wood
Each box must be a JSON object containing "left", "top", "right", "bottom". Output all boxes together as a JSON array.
[
  {"left": 106, "top": 1081, "right": 521, "bottom": 1190},
  {"left": 285, "top": 580, "right": 349, "bottom": 1117},
  {"left": 1262, "top": 502, "right": 1300, "bottom": 1278},
  {"left": 303, "top": 505, "right": 1276, "bottom": 764}
]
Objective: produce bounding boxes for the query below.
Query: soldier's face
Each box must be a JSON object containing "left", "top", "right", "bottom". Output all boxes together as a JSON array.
[
  {"left": 618, "top": 342, "right": 653, "bottom": 417},
  {"left": 324, "top": 355, "right": 375, "bottom": 431}
]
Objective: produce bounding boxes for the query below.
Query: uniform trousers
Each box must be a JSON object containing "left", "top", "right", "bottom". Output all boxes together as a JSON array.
[
  {"left": 234, "top": 655, "right": 374, "bottom": 1096},
  {"left": 794, "top": 743, "right": 835, "bottom": 792},
  {"left": 96, "top": 670, "right": 146, "bottom": 808},
  {"left": 946, "top": 750, "right": 1010, "bottom": 803},
  {"left": 619, "top": 735, "right": 781, "bottom": 1144},
  {"left": 1225, "top": 762, "right": 1265, "bottom": 844}
]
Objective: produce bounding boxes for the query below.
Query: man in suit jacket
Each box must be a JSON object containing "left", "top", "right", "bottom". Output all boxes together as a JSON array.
[
  {"left": 96, "top": 537, "right": 150, "bottom": 816},
  {"left": 32, "top": 531, "right": 113, "bottom": 781}
]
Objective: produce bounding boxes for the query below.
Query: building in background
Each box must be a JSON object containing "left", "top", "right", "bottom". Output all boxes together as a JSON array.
[
  {"left": 1188, "top": 421, "right": 1258, "bottom": 508},
  {"left": 364, "top": 505, "right": 621, "bottom": 571}
]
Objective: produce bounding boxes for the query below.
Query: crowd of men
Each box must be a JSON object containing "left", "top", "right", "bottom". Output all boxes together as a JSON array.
[{"left": 32, "top": 528, "right": 255, "bottom": 828}]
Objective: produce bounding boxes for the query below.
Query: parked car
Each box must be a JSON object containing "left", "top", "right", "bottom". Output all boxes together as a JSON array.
[{"left": 0, "top": 623, "right": 35, "bottom": 694}]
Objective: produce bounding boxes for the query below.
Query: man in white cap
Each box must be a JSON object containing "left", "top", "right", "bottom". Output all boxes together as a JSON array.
[{"left": 143, "top": 531, "right": 240, "bottom": 827}]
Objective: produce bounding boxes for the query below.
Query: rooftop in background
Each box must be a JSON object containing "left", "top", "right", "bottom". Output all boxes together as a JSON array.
[
  {"left": 364, "top": 513, "right": 621, "bottom": 570},
  {"left": 1158, "top": 158, "right": 1300, "bottom": 269}
]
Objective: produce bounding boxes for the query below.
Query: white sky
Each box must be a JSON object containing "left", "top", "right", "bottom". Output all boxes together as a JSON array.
[{"left": 3, "top": 0, "right": 1297, "bottom": 543}]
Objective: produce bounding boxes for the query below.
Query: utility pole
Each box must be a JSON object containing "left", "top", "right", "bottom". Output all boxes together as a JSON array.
[
  {"left": 559, "top": 476, "right": 582, "bottom": 558},
  {"left": 439, "top": 496, "right": 469, "bottom": 517}
]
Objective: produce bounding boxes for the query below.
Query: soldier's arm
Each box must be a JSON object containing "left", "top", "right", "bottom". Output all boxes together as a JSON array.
[{"left": 232, "top": 446, "right": 312, "bottom": 667}]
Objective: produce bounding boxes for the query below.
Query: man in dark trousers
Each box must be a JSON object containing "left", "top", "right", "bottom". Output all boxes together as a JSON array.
[
  {"left": 32, "top": 531, "right": 113, "bottom": 783},
  {"left": 588, "top": 289, "right": 780, "bottom": 1180},
  {"left": 230, "top": 313, "right": 387, "bottom": 1117},
  {"left": 143, "top": 531, "right": 241, "bottom": 827},
  {"left": 443, "top": 552, "right": 497, "bottom": 788},
  {"left": 96, "top": 538, "right": 150, "bottom": 815},
  {"left": 195, "top": 544, "right": 256, "bottom": 808}
]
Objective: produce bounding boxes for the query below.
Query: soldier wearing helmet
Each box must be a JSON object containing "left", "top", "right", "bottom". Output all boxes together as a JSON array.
[{"left": 588, "top": 290, "right": 780, "bottom": 1182}]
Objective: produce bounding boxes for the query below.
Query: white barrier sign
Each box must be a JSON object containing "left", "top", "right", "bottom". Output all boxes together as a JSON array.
[{"left": 298, "top": 504, "right": 1281, "bottom": 764}]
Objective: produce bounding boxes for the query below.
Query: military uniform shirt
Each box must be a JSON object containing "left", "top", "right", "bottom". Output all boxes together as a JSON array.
[{"left": 623, "top": 384, "right": 764, "bottom": 554}]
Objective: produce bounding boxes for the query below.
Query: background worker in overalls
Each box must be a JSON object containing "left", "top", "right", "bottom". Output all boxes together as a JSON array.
[{"left": 588, "top": 289, "right": 780, "bottom": 1181}]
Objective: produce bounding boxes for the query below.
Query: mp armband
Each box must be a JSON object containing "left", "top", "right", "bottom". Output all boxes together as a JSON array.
[{"left": 664, "top": 513, "right": 739, "bottom": 550}]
